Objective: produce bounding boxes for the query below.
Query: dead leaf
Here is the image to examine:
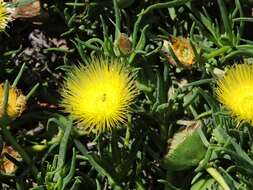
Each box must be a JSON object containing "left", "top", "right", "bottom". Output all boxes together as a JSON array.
[{"left": 12, "top": 0, "right": 48, "bottom": 23}]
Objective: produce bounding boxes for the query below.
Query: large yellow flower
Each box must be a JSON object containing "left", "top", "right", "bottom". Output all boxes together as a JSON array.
[
  {"left": 60, "top": 57, "right": 138, "bottom": 133},
  {"left": 216, "top": 64, "right": 253, "bottom": 123},
  {"left": 0, "top": 83, "right": 26, "bottom": 119},
  {"left": 0, "top": 2, "right": 12, "bottom": 31}
]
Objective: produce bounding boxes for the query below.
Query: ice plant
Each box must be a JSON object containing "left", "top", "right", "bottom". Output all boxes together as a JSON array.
[
  {"left": 0, "top": 83, "right": 26, "bottom": 120},
  {"left": 61, "top": 57, "right": 138, "bottom": 134},
  {"left": 216, "top": 64, "right": 253, "bottom": 123},
  {"left": 0, "top": 2, "right": 12, "bottom": 31}
]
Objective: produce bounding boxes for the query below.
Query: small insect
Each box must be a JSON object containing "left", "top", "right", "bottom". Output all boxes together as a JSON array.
[{"left": 101, "top": 93, "right": 107, "bottom": 102}]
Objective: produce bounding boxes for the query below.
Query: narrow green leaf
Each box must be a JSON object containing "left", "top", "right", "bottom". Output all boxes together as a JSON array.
[
  {"left": 54, "top": 119, "right": 72, "bottom": 181},
  {"left": 217, "top": 0, "right": 233, "bottom": 42},
  {"left": 62, "top": 148, "right": 76, "bottom": 189},
  {"left": 74, "top": 139, "right": 121, "bottom": 188},
  {"left": 12, "top": 64, "right": 26, "bottom": 87},
  {"left": 69, "top": 178, "right": 81, "bottom": 190}
]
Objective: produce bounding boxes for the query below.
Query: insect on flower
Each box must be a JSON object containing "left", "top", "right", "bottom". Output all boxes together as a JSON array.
[{"left": 60, "top": 57, "right": 138, "bottom": 134}]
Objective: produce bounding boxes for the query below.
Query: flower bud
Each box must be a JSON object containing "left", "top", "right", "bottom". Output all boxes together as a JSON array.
[
  {"left": 0, "top": 83, "right": 26, "bottom": 120},
  {"left": 117, "top": 33, "right": 133, "bottom": 55},
  {"left": 163, "top": 122, "right": 207, "bottom": 171},
  {"left": 0, "top": 144, "right": 21, "bottom": 174},
  {"left": 163, "top": 36, "right": 195, "bottom": 67}
]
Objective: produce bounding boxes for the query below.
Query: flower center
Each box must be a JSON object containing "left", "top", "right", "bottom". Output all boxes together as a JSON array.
[
  {"left": 240, "top": 94, "right": 253, "bottom": 105},
  {"left": 235, "top": 89, "right": 253, "bottom": 115},
  {"left": 91, "top": 90, "right": 118, "bottom": 116},
  {"left": 96, "top": 92, "right": 111, "bottom": 105}
]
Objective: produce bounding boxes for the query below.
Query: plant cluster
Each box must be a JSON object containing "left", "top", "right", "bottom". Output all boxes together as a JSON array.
[{"left": 1, "top": 0, "right": 253, "bottom": 189}]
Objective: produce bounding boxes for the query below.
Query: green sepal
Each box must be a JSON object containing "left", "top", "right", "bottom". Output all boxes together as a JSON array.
[
  {"left": 163, "top": 124, "right": 207, "bottom": 171},
  {"left": 191, "top": 177, "right": 221, "bottom": 190}
]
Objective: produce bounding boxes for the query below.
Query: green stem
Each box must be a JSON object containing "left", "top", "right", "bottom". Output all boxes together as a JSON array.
[
  {"left": 233, "top": 17, "right": 253, "bottom": 22},
  {"left": 206, "top": 167, "right": 230, "bottom": 190},
  {"left": 54, "top": 120, "right": 72, "bottom": 182},
  {"left": 113, "top": 0, "right": 121, "bottom": 40},
  {"left": 124, "top": 115, "right": 131, "bottom": 147},
  {"left": 2, "top": 81, "right": 9, "bottom": 116},
  {"left": 203, "top": 46, "right": 231, "bottom": 60},
  {"left": 217, "top": 0, "right": 233, "bottom": 42},
  {"left": 12, "top": 63, "right": 26, "bottom": 87},
  {"left": 26, "top": 83, "right": 40, "bottom": 101},
  {"left": 132, "top": 12, "right": 143, "bottom": 48},
  {"left": 183, "top": 89, "right": 199, "bottom": 108},
  {"left": 195, "top": 110, "right": 213, "bottom": 120},
  {"left": 138, "top": 0, "right": 191, "bottom": 16},
  {"left": 74, "top": 139, "right": 122, "bottom": 189}
]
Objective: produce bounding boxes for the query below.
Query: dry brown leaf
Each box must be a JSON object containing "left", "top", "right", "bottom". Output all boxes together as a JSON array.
[
  {"left": 11, "top": 0, "right": 48, "bottom": 23},
  {"left": 0, "top": 144, "right": 21, "bottom": 174}
]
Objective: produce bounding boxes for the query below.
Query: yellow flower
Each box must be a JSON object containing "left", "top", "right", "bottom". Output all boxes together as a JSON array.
[
  {"left": 216, "top": 64, "right": 253, "bottom": 123},
  {"left": 0, "top": 83, "right": 26, "bottom": 119},
  {"left": 60, "top": 57, "right": 138, "bottom": 134},
  {"left": 0, "top": 2, "right": 13, "bottom": 31}
]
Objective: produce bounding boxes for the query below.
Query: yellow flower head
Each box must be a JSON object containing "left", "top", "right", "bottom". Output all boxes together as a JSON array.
[
  {"left": 0, "top": 2, "right": 13, "bottom": 31},
  {"left": 0, "top": 83, "right": 26, "bottom": 119},
  {"left": 60, "top": 57, "right": 138, "bottom": 134},
  {"left": 216, "top": 64, "right": 253, "bottom": 123}
]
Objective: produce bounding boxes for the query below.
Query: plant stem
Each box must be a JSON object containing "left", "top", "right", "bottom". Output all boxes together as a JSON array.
[
  {"left": 26, "top": 83, "right": 40, "bottom": 101},
  {"left": 204, "top": 46, "right": 231, "bottom": 60},
  {"left": 12, "top": 63, "right": 26, "bottom": 87},
  {"left": 124, "top": 115, "right": 131, "bottom": 147},
  {"left": 113, "top": 0, "right": 121, "bottom": 40},
  {"left": 138, "top": 0, "right": 191, "bottom": 16}
]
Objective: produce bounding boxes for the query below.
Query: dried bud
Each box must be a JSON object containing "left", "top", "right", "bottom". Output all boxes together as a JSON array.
[
  {"left": 0, "top": 83, "right": 26, "bottom": 120},
  {"left": 12, "top": 0, "right": 48, "bottom": 23},
  {"left": 163, "top": 36, "right": 196, "bottom": 67},
  {"left": 118, "top": 33, "right": 132, "bottom": 55},
  {"left": 163, "top": 121, "right": 207, "bottom": 171},
  {"left": 0, "top": 144, "right": 21, "bottom": 174}
]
